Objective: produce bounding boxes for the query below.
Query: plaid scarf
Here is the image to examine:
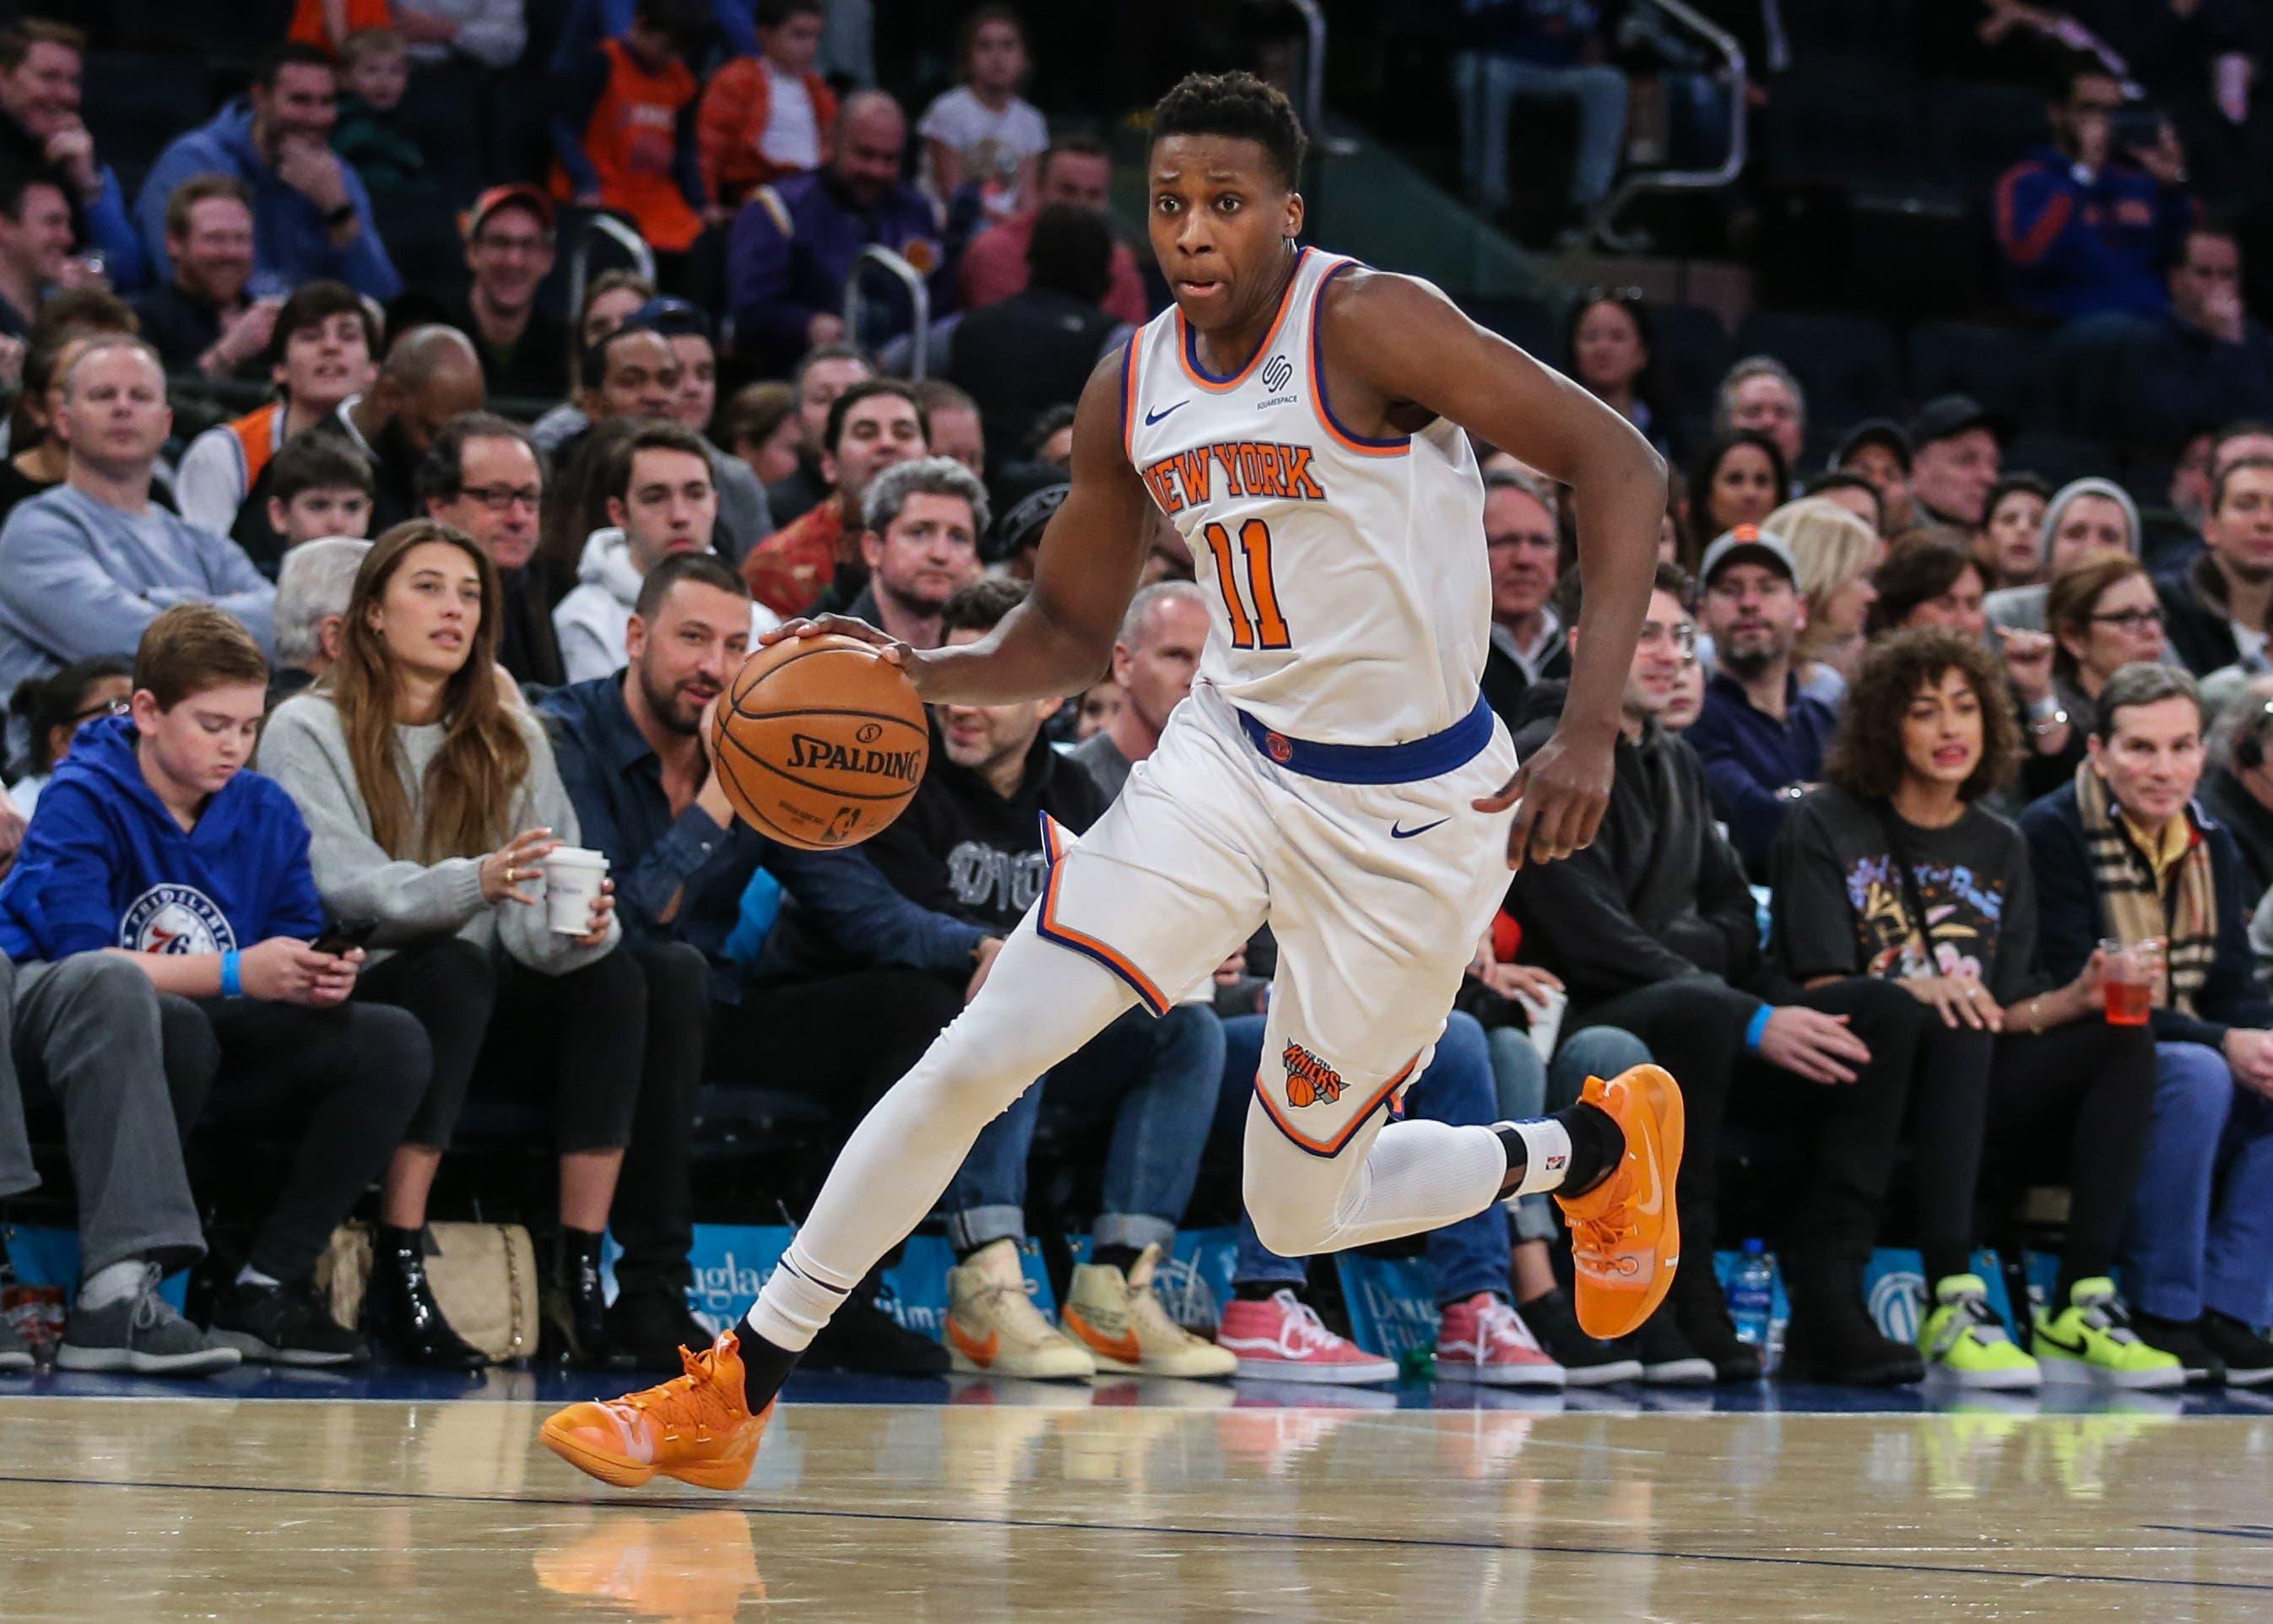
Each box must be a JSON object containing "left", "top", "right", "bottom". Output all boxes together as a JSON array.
[{"left": 2074, "top": 761, "right": 2217, "bottom": 1015}]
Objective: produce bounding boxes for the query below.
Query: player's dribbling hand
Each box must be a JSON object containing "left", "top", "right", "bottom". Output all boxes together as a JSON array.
[
  {"left": 1475, "top": 726, "right": 1613, "bottom": 870},
  {"left": 759, "top": 614, "right": 912, "bottom": 663}
]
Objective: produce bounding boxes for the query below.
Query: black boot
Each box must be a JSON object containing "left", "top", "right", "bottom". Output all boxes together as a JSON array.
[
  {"left": 542, "top": 1227, "right": 628, "bottom": 1370},
  {"left": 607, "top": 1284, "right": 717, "bottom": 1372},
  {"left": 1779, "top": 1259, "right": 1924, "bottom": 1387},
  {"left": 804, "top": 1275, "right": 950, "bottom": 1376},
  {"left": 363, "top": 1225, "right": 487, "bottom": 1371},
  {"left": 1671, "top": 1262, "right": 1763, "bottom": 1384}
]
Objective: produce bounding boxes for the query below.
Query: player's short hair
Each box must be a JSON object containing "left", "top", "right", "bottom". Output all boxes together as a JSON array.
[
  {"left": 825, "top": 378, "right": 926, "bottom": 454},
  {"left": 135, "top": 604, "right": 269, "bottom": 708},
  {"left": 1150, "top": 71, "right": 1307, "bottom": 190},
  {"left": 269, "top": 436, "right": 375, "bottom": 504},
  {"left": 634, "top": 549, "right": 748, "bottom": 621},
  {"left": 941, "top": 576, "right": 1029, "bottom": 639}
]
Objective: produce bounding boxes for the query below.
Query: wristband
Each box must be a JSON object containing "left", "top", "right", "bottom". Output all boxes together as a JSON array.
[
  {"left": 1743, "top": 1003, "right": 1772, "bottom": 1052},
  {"left": 219, "top": 949, "right": 243, "bottom": 998}
]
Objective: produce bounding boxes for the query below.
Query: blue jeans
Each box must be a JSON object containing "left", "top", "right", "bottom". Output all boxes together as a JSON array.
[
  {"left": 2125, "top": 1040, "right": 2273, "bottom": 1324},
  {"left": 943, "top": 1002, "right": 1224, "bottom": 1256},
  {"left": 1214, "top": 1010, "right": 1512, "bottom": 1307},
  {"left": 1488, "top": 1023, "right": 1654, "bottom": 1244},
  {"left": 1456, "top": 52, "right": 1630, "bottom": 210}
]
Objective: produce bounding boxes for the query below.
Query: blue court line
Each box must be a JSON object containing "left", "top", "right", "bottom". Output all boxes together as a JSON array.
[{"left": 0, "top": 1469, "right": 2266, "bottom": 1597}]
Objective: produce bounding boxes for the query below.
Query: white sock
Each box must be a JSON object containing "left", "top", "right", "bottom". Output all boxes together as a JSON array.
[
  {"left": 1502, "top": 1119, "right": 1573, "bottom": 1199},
  {"left": 235, "top": 1263, "right": 281, "bottom": 1291},
  {"left": 78, "top": 1259, "right": 148, "bottom": 1310},
  {"left": 743, "top": 1247, "right": 855, "bottom": 1354}
]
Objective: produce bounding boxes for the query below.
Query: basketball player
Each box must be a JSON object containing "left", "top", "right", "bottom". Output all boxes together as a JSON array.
[{"left": 542, "top": 72, "right": 1677, "bottom": 1490}]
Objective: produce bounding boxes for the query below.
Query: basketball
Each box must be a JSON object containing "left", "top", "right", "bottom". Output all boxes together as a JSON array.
[{"left": 708, "top": 633, "right": 929, "bottom": 850}]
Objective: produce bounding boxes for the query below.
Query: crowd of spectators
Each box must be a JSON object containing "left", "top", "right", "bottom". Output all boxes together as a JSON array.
[{"left": 0, "top": 3, "right": 2270, "bottom": 1403}]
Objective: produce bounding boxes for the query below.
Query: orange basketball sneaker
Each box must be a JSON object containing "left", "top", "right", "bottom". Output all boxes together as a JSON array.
[
  {"left": 1554, "top": 1064, "right": 1683, "bottom": 1340},
  {"left": 540, "top": 1330, "right": 773, "bottom": 1491}
]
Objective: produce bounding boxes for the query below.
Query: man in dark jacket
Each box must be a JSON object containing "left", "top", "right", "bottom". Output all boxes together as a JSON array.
[
  {"left": 755, "top": 577, "right": 1231, "bottom": 1380},
  {"left": 2020, "top": 663, "right": 2273, "bottom": 1382},
  {"left": 1477, "top": 469, "right": 1569, "bottom": 729},
  {"left": 1510, "top": 561, "right": 1929, "bottom": 1385},
  {"left": 2158, "top": 457, "right": 2273, "bottom": 678},
  {"left": 419, "top": 414, "right": 567, "bottom": 690},
  {"left": 2201, "top": 682, "right": 2273, "bottom": 903}
]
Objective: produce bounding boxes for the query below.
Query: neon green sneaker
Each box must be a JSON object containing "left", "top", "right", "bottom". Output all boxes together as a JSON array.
[
  {"left": 2032, "top": 1278, "right": 2184, "bottom": 1389},
  {"left": 1919, "top": 1275, "right": 2040, "bottom": 1389}
]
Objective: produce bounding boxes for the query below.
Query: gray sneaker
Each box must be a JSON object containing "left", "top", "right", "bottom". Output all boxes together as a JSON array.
[
  {"left": 0, "top": 1310, "right": 32, "bottom": 1372},
  {"left": 57, "top": 1264, "right": 241, "bottom": 1376}
]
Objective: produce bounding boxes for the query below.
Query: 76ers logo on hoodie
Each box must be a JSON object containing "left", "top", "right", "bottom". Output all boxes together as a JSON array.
[{"left": 119, "top": 885, "right": 236, "bottom": 954}]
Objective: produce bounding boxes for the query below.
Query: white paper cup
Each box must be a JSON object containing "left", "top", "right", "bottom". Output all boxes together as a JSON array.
[
  {"left": 544, "top": 847, "right": 609, "bottom": 934},
  {"left": 1519, "top": 986, "right": 1568, "bottom": 1063}
]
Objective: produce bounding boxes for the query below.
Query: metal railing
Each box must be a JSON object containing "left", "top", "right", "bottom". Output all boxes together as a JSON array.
[
  {"left": 564, "top": 212, "right": 658, "bottom": 379},
  {"left": 1282, "top": 0, "right": 1358, "bottom": 160},
  {"left": 842, "top": 245, "right": 933, "bottom": 380},
  {"left": 1589, "top": 0, "right": 1748, "bottom": 251}
]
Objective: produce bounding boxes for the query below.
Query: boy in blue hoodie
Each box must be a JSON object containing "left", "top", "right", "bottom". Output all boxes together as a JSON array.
[{"left": 0, "top": 604, "right": 429, "bottom": 1366}]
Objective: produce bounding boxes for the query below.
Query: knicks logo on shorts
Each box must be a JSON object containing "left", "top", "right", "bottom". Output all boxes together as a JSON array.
[
  {"left": 1282, "top": 1042, "right": 1345, "bottom": 1109},
  {"left": 119, "top": 884, "right": 236, "bottom": 955}
]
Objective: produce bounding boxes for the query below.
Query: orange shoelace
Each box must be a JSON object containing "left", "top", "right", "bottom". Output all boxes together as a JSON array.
[{"left": 625, "top": 1340, "right": 744, "bottom": 1436}]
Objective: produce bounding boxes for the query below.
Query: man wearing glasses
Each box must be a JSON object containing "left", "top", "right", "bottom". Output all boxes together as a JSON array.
[
  {"left": 416, "top": 411, "right": 564, "bottom": 688},
  {"left": 1686, "top": 527, "right": 1839, "bottom": 879},
  {"left": 1477, "top": 468, "right": 1569, "bottom": 728},
  {"left": 431, "top": 186, "right": 569, "bottom": 403},
  {"left": 1994, "top": 60, "right": 2194, "bottom": 323}
]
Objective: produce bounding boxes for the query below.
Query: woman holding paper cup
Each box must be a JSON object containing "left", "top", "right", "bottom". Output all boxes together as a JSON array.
[
  {"left": 1770, "top": 628, "right": 2167, "bottom": 1389},
  {"left": 262, "top": 521, "right": 642, "bottom": 1372}
]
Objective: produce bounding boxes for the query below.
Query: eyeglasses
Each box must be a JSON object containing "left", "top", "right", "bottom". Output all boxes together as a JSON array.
[
  {"left": 2089, "top": 608, "right": 2165, "bottom": 631},
  {"left": 1637, "top": 621, "right": 1697, "bottom": 655},
  {"left": 70, "top": 697, "right": 129, "bottom": 724},
  {"left": 458, "top": 484, "right": 542, "bottom": 514}
]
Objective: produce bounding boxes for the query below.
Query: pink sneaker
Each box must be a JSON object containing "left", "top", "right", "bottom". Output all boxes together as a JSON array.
[
  {"left": 1435, "top": 1293, "right": 1567, "bottom": 1388},
  {"left": 1215, "top": 1291, "right": 1397, "bottom": 1385}
]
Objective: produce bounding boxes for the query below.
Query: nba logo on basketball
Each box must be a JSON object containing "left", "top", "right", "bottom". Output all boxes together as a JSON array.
[{"left": 1282, "top": 1042, "right": 1345, "bottom": 1108}]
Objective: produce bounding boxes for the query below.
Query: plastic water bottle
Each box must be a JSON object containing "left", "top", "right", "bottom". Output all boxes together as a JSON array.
[{"left": 1730, "top": 1239, "right": 1775, "bottom": 1361}]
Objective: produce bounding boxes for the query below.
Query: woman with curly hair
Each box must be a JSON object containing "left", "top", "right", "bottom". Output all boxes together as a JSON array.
[{"left": 1770, "top": 628, "right": 2162, "bottom": 1389}]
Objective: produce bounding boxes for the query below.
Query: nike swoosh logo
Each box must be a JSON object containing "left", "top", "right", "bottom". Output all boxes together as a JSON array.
[
  {"left": 1063, "top": 1305, "right": 1141, "bottom": 1365},
  {"left": 2036, "top": 1328, "right": 2088, "bottom": 1356},
  {"left": 1390, "top": 819, "right": 1449, "bottom": 840},
  {"left": 946, "top": 1317, "right": 1000, "bottom": 1367},
  {"left": 1144, "top": 401, "right": 1188, "bottom": 425}
]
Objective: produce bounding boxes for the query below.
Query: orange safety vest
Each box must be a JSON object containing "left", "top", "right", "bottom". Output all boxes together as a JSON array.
[
  {"left": 553, "top": 37, "right": 703, "bottom": 254},
  {"left": 287, "top": 0, "right": 394, "bottom": 50}
]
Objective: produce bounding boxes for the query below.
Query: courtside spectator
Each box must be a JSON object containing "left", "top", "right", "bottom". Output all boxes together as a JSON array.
[
  {"left": 1069, "top": 582, "right": 1208, "bottom": 797},
  {"left": 1994, "top": 58, "right": 2194, "bottom": 322},
  {"left": 541, "top": 323, "right": 680, "bottom": 474},
  {"left": 958, "top": 135, "right": 1148, "bottom": 326},
  {"left": 2027, "top": 551, "right": 2167, "bottom": 798},
  {"left": 1686, "top": 431, "right": 1786, "bottom": 553},
  {"left": 2022, "top": 663, "right": 2273, "bottom": 1383},
  {"left": 1869, "top": 536, "right": 1990, "bottom": 641},
  {"left": 1711, "top": 357, "right": 1805, "bottom": 470},
  {"left": 431, "top": 187, "right": 570, "bottom": 401},
  {"left": 720, "top": 381, "right": 801, "bottom": 489},
  {"left": 1566, "top": 288, "right": 1667, "bottom": 456},
  {"left": 418, "top": 414, "right": 563, "bottom": 688},
  {"left": 135, "top": 44, "right": 401, "bottom": 300},
  {"left": 944, "top": 205, "right": 1128, "bottom": 460},
  {"left": 840, "top": 456, "right": 985, "bottom": 651},
  {"left": 2095, "top": 221, "right": 2273, "bottom": 453},
  {"left": 3, "top": 604, "right": 430, "bottom": 1367},
  {"left": 0, "top": 168, "right": 75, "bottom": 339},
  {"left": 0, "top": 22, "right": 143, "bottom": 290},
  {"left": 1908, "top": 397, "right": 2007, "bottom": 531},
  {"left": 1772, "top": 496, "right": 1881, "bottom": 702},
  {"left": 2158, "top": 457, "right": 2273, "bottom": 676},
  {"left": 555, "top": 421, "right": 722, "bottom": 681},
  {"left": 0, "top": 337, "right": 276, "bottom": 703},
  {"left": 763, "top": 343, "right": 871, "bottom": 525},
  {"left": 270, "top": 536, "right": 371, "bottom": 702},
  {"left": 131, "top": 178, "right": 278, "bottom": 382},
  {"left": 619, "top": 297, "right": 772, "bottom": 557},
  {"left": 917, "top": 6, "right": 1047, "bottom": 220},
  {"left": 1974, "top": 474, "right": 2053, "bottom": 593},
  {"left": 695, "top": 0, "right": 836, "bottom": 208},
  {"left": 0, "top": 322, "right": 128, "bottom": 525},
  {"left": 1986, "top": 477, "right": 2139, "bottom": 633},
  {"left": 1477, "top": 468, "right": 1567, "bottom": 725},
  {"left": 1511, "top": 563, "right": 1929, "bottom": 1386},
  {"left": 909, "top": 378, "right": 984, "bottom": 479},
  {"left": 1455, "top": 0, "right": 1626, "bottom": 243},
  {"left": 524, "top": 268, "right": 656, "bottom": 457},
  {"left": 263, "top": 436, "right": 376, "bottom": 563},
  {"left": 333, "top": 29, "right": 431, "bottom": 202},
  {"left": 550, "top": 0, "right": 712, "bottom": 257},
  {"left": 2203, "top": 679, "right": 2273, "bottom": 898},
  {"left": 1687, "top": 527, "right": 1838, "bottom": 876},
  {"left": 742, "top": 378, "right": 927, "bottom": 618},
  {"left": 176, "top": 281, "right": 377, "bottom": 557},
  {"left": 5, "top": 657, "right": 127, "bottom": 817},
  {"left": 1805, "top": 471, "right": 1885, "bottom": 536},
  {"left": 324, "top": 325, "right": 487, "bottom": 532},
  {"left": 1775, "top": 628, "right": 2163, "bottom": 1388},
  {"left": 725, "top": 89, "right": 946, "bottom": 373},
  {"left": 260, "top": 521, "right": 641, "bottom": 1370},
  {"left": 1830, "top": 420, "right": 1916, "bottom": 537}
]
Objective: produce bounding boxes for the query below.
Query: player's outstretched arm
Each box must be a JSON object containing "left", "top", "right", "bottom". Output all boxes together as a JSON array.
[
  {"left": 759, "top": 351, "right": 1155, "bottom": 706},
  {"left": 1323, "top": 269, "right": 1669, "bottom": 869}
]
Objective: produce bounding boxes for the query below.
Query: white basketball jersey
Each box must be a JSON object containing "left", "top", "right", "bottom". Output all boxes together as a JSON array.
[{"left": 1123, "top": 246, "right": 1489, "bottom": 747}]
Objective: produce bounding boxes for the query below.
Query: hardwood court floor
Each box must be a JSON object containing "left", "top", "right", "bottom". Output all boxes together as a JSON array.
[{"left": 5, "top": 1384, "right": 2273, "bottom": 1621}]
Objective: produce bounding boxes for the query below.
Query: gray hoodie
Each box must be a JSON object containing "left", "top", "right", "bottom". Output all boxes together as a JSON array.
[{"left": 553, "top": 526, "right": 643, "bottom": 685}]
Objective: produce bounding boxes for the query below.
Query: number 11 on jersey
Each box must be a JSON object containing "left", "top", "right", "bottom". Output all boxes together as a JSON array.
[{"left": 1200, "top": 519, "right": 1291, "bottom": 651}]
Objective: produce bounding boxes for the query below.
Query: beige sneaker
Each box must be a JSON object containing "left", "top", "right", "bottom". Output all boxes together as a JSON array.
[
  {"left": 944, "top": 1239, "right": 1096, "bottom": 1380},
  {"left": 1061, "top": 1244, "right": 1237, "bottom": 1378}
]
